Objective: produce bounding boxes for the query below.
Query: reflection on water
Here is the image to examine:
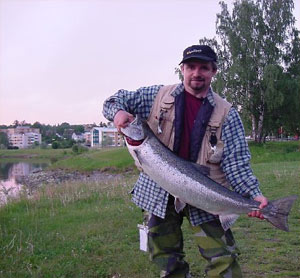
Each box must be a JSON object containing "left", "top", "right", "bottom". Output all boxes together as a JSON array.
[{"left": 0, "top": 162, "right": 49, "bottom": 205}]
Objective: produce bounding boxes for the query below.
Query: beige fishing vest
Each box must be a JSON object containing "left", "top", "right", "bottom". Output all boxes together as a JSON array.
[{"left": 147, "top": 84, "right": 232, "bottom": 187}]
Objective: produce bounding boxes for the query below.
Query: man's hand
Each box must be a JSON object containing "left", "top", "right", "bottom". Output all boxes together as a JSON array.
[
  {"left": 114, "top": 110, "right": 135, "bottom": 133},
  {"left": 248, "top": 195, "right": 268, "bottom": 219}
]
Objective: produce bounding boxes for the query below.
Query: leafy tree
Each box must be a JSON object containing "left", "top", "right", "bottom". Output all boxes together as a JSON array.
[
  {"left": 73, "top": 125, "right": 84, "bottom": 133},
  {"left": 0, "top": 132, "right": 9, "bottom": 148},
  {"left": 56, "top": 122, "right": 71, "bottom": 136},
  {"left": 12, "top": 120, "right": 19, "bottom": 127},
  {"left": 199, "top": 0, "right": 298, "bottom": 142},
  {"left": 32, "top": 121, "right": 43, "bottom": 129}
]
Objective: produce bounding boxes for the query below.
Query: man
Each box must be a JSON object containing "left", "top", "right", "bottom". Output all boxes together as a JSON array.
[{"left": 102, "top": 45, "right": 267, "bottom": 278}]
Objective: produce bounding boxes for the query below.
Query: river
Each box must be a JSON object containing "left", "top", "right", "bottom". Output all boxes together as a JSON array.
[{"left": 0, "top": 161, "right": 49, "bottom": 205}]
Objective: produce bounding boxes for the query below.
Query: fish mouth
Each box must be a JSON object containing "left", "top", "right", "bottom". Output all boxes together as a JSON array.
[
  {"left": 125, "top": 136, "right": 145, "bottom": 146},
  {"left": 125, "top": 135, "right": 149, "bottom": 148}
]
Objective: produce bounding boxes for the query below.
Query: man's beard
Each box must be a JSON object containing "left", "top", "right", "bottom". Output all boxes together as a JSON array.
[{"left": 189, "top": 79, "right": 206, "bottom": 93}]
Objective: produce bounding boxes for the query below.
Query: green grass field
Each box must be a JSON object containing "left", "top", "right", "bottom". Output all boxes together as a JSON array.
[{"left": 0, "top": 142, "right": 299, "bottom": 277}]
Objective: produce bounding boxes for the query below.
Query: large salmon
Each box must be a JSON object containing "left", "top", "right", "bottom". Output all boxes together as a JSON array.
[{"left": 121, "top": 117, "right": 297, "bottom": 232}]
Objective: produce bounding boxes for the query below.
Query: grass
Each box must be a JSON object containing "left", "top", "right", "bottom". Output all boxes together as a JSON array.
[
  {"left": 249, "top": 141, "right": 300, "bottom": 164},
  {"left": 0, "top": 148, "right": 70, "bottom": 160},
  {"left": 0, "top": 142, "right": 299, "bottom": 277},
  {"left": 49, "top": 148, "right": 135, "bottom": 172}
]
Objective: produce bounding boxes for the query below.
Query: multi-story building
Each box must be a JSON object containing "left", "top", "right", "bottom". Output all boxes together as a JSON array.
[
  {"left": 0, "top": 126, "right": 42, "bottom": 149},
  {"left": 91, "top": 127, "right": 124, "bottom": 148}
]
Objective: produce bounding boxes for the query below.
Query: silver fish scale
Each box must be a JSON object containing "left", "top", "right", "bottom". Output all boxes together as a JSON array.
[{"left": 134, "top": 137, "right": 259, "bottom": 216}]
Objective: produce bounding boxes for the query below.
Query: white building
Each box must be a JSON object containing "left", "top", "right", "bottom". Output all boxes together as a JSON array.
[
  {"left": 91, "top": 127, "right": 124, "bottom": 148},
  {"left": 0, "top": 126, "right": 42, "bottom": 149},
  {"left": 7, "top": 132, "right": 42, "bottom": 149},
  {"left": 71, "top": 132, "right": 85, "bottom": 142}
]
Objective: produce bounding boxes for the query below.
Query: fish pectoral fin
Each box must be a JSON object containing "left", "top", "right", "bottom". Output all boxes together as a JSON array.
[
  {"left": 174, "top": 197, "right": 186, "bottom": 213},
  {"left": 219, "top": 214, "right": 239, "bottom": 231},
  {"left": 191, "top": 163, "right": 210, "bottom": 176}
]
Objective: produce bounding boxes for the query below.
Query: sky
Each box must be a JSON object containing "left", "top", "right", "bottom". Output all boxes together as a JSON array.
[{"left": 1, "top": 0, "right": 300, "bottom": 126}]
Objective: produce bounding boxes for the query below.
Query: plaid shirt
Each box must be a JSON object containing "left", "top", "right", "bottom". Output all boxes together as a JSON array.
[{"left": 102, "top": 83, "right": 262, "bottom": 226}]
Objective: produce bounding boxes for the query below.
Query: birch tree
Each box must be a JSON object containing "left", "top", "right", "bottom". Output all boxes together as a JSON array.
[{"left": 207, "top": 0, "right": 297, "bottom": 142}]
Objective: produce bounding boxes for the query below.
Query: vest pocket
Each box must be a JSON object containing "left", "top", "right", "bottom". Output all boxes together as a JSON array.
[{"left": 206, "top": 125, "right": 224, "bottom": 164}]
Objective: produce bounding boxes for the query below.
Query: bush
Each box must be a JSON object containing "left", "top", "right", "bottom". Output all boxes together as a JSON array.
[
  {"left": 72, "top": 144, "right": 88, "bottom": 155},
  {"left": 52, "top": 141, "right": 60, "bottom": 149}
]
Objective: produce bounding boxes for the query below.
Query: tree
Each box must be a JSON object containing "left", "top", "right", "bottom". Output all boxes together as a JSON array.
[
  {"left": 201, "top": 0, "right": 297, "bottom": 142},
  {"left": 0, "top": 132, "right": 9, "bottom": 149},
  {"left": 12, "top": 120, "right": 19, "bottom": 127}
]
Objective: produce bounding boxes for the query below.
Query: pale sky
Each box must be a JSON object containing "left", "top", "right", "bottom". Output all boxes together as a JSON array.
[{"left": 1, "top": 0, "right": 299, "bottom": 125}]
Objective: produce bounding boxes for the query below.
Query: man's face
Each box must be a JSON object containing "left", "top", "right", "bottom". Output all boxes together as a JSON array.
[{"left": 181, "top": 60, "right": 217, "bottom": 97}]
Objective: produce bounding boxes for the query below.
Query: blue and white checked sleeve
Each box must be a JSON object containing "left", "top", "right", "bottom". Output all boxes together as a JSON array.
[
  {"left": 102, "top": 85, "right": 163, "bottom": 121},
  {"left": 221, "top": 108, "right": 262, "bottom": 199}
]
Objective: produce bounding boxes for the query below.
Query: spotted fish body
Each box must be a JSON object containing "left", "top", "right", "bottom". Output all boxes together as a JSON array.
[{"left": 122, "top": 117, "right": 297, "bottom": 232}]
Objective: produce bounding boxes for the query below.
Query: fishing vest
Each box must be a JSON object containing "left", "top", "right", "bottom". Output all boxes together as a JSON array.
[{"left": 147, "top": 84, "right": 232, "bottom": 187}]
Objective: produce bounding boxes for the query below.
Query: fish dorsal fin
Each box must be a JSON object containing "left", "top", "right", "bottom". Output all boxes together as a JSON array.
[
  {"left": 191, "top": 163, "right": 210, "bottom": 176},
  {"left": 219, "top": 214, "right": 239, "bottom": 231}
]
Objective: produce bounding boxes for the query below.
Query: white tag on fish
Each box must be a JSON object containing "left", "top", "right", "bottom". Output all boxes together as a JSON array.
[{"left": 137, "top": 224, "right": 149, "bottom": 252}]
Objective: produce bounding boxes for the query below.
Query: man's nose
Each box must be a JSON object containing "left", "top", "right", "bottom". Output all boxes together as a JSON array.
[{"left": 193, "top": 68, "right": 202, "bottom": 77}]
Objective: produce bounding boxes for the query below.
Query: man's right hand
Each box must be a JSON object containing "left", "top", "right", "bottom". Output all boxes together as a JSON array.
[{"left": 114, "top": 110, "right": 135, "bottom": 133}]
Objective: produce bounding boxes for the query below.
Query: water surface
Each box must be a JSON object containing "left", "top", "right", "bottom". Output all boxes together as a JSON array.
[{"left": 0, "top": 161, "right": 49, "bottom": 205}]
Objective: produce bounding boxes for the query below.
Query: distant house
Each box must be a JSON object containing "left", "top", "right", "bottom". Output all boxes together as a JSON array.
[
  {"left": 71, "top": 132, "right": 85, "bottom": 142},
  {"left": 91, "top": 127, "right": 124, "bottom": 148},
  {"left": 0, "top": 126, "right": 42, "bottom": 149}
]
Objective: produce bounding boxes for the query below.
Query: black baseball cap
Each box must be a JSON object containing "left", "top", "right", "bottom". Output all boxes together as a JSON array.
[{"left": 180, "top": 45, "right": 217, "bottom": 64}]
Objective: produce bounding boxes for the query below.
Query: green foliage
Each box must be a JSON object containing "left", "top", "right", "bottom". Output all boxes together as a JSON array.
[
  {"left": 200, "top": 0, "right": 300, "bottom": 142},
  {"left": 51, "top": 139, "right": 75, "bottom": 149},
  {"left": 249, "top": 141, "right": 300, "bottom": 163},
  {"left": 0, "top": 132, "right": 9, "bottom": 149},
  {"left": 52, "top": 141, "right": 59, "bottom": 149},
  {"left": 72, "top": 144, "right": 88, "bottom": 155}
]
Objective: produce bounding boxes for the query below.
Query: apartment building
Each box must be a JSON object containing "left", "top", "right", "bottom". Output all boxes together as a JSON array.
[
  {"left": 0, "top": 126, "right": 42, "bottom": 149},
  {"left": 91, "top": 127, "right": 124, "bottom": 148}
]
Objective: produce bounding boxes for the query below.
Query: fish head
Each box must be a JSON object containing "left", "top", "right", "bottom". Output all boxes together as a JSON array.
[{"left": 121, "top": 115, "right": 145, "bottom": 141}]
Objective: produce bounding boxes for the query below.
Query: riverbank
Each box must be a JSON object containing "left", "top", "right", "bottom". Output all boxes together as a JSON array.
[
  {"left": 16, "top": 168, "right": 127, "bottom": 193},
  {"left": 0, "top": 147, "right": 136, "bottom": 172},
  {"left": 0, "top": 148, "right": 70, "bottom": 160}
]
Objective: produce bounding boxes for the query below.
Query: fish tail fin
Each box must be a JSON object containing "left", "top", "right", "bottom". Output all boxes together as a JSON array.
[{"left": 262, "top": 195, "right": 297, "bottom": 232}]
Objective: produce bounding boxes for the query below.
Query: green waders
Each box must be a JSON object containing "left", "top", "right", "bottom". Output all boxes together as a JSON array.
[{"left": 147, "top": 197, "right": 242, "bottom": 278}]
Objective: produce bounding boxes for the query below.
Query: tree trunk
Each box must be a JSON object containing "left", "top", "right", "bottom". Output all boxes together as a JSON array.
[
  {"left": 256, "top": 109, "right": 264, "bottom": 143},
  {"left": 251, "top": 114, "right": 256, "bottom": 140}
]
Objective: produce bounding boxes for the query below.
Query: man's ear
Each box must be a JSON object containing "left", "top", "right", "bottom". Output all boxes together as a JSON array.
[{"left": 180, "top": 64, "right": 184, "bottom": 73}]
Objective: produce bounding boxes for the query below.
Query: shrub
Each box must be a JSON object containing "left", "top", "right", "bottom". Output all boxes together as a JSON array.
[{"left": 72, "top": 144, "right": 88, "bottom": 155}]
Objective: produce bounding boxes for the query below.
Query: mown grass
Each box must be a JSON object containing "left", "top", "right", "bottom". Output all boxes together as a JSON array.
[
  {"left": 49, "top": 148, "right": 135, "bottom": 172},
  {"left": 249, "top": 140, "right": 300, "bottom": 164},
  {"left": 0, "top": 142, "right": 299, "bottom": 277}
]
